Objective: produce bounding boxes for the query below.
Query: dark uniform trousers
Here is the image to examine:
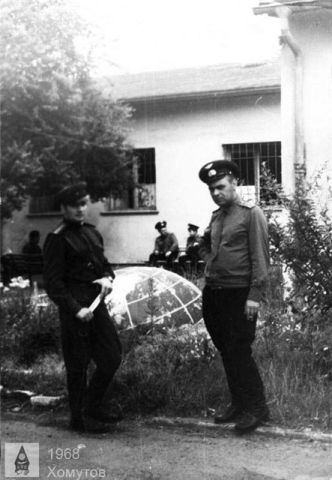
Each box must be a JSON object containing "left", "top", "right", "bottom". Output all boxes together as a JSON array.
[
  {"left": 202, "top": 285, "right": 266, "bottom": 413},
  {"left": 60, "top": 284, "right": 122, "bottom": 422},
  {"left": 149, "top": 251, "right": 178, "bottom": 268},
  {"left": 178, "top": 249, "right": 201, "bottom": 273}
]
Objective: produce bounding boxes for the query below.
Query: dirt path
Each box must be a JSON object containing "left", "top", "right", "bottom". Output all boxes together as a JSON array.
[{"left": 1, "top": 415, "right": 332, "bottom": 480}]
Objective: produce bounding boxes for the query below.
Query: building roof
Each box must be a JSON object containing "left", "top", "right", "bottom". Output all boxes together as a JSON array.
[
  {"left": 110, "top": 60, "right": 281, "bottom": 103},
  {"left": 254, "top": 0, "right": 332, "bottom": 16}
]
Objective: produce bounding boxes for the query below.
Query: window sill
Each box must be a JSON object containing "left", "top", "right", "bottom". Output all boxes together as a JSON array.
[{"left": 101, "top": 209, "right": 159, "bottom": 216}]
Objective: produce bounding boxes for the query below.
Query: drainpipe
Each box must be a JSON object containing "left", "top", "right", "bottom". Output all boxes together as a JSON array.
[{"left": 277, "top": 6, "right": 306, "bottom": 188}]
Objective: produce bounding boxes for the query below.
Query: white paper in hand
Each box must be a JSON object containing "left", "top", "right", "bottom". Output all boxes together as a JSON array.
[{"left": 88, "top": 294, "right": 102, "bottom": 312}]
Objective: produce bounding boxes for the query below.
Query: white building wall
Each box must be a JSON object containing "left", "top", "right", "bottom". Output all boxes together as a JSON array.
[
  {"left": 5, "top": 93, "right": 280, "bottom": 262},
  {"left": 281, "top": 8, "right": 332, "bottom": 195},
  {"left": 107, "top": 93, "right": 280, "bottom": 261}
]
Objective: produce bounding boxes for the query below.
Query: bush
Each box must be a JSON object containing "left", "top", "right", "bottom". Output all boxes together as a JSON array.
[
  {"left": 256, "top": 263, "right": 332, "bottom": 430},
  {"left": 261, "top": 169, "right": 332, "bottom": 309},
  {"left": 0, "top": 285, "right": 61, "bottom": 365},
  {"left": 115, "top": 324, "right": 224, "bottom": 415},
  {"left": 259, "top": 168, "right": 332, "bottom": 391}
]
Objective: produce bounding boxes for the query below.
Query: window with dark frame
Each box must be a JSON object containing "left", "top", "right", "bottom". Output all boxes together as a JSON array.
[
  {"left": 29, "top": 194, "right": 61, "bottom": 214},
  {"left": 222, "top": 141, "right": 281, "bottom": 204},
  {"left": 106, "top": 147, "right": 157, "bottom": 211}
]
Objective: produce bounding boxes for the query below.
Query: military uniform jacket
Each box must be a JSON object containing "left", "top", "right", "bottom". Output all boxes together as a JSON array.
[
  {"left": 186, "top": 234, "right": 201, "bottom": 258},
  {"left": 43, "top": 220, "right": 115, "bottom": 315},
  {"left": 154, "top": 232, "right": 179, "bottom": 254},
  {"left": 200, "top": 197, "right": 269, "bottom": 302}
]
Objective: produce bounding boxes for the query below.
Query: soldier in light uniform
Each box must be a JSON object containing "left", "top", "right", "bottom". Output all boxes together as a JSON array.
[
  {"left": 149, "top": 221, "right": 179, "bottom": 269},
  {"left": 43, "top": 183, "right": 122, "bottom": 433},
  {"left": 199, "top": 160, "right": 270, "bottom": 433}
]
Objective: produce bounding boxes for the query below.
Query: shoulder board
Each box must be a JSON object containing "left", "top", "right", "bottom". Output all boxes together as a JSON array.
[
  {"left": 211, "top": 208, "right": 221, "bottom": 220},
  {"left": 52, "top": 222, "right": 66, "bottom": 235},
  {"left": 238, "top": 200, "right": 256, "bottom": 209}
]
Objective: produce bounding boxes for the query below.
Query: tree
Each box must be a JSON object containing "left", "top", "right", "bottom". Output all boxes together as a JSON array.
[{"left": 0, "top": 0, "right": 133, "bottom": 219}]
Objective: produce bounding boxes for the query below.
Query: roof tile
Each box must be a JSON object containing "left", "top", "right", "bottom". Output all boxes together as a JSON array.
[{"left": 110, "top": 60, "right": 281, "bottom": 101}]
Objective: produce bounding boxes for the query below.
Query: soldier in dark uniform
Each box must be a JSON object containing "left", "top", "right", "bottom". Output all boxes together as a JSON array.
[
  {"left": 149, "top": 221, "right": 179, "bottom": 269},
  {"left": 43, "top": 183, "right": 122, "bottom": 433},
  {"left": 179, "top": 223, "right": 202, "bottom": 273},
  {"left": 199, "top": 160, "right": 270, "bottom": 433}
]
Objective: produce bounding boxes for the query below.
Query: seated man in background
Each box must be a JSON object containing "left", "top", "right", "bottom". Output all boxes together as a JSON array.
[
  {"left": 149, "top": 221, "right": 179, "bottom": 269},
  {"left": 179, "top": 223, "right": 202, "bottom": 273},
  {"left": 22, "top": 230, "right": 42, "bottom": 255}
]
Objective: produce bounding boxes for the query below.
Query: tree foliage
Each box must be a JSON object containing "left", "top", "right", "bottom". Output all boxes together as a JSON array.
[{"left": 0, "top": 0, "right": 133, "bottom": 218}]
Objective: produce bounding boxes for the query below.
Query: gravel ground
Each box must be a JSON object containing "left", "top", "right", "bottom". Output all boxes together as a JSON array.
[{"left": 1, "top": 412, "right": 332, "bottom": 480}]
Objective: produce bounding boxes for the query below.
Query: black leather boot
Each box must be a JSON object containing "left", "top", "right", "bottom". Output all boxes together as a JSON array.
[
  {"left": 234, "top": 406, "right": 269, "bottom": 433},
  {"left": 214, "top": 404, "right": 243, "bottom": 424}
]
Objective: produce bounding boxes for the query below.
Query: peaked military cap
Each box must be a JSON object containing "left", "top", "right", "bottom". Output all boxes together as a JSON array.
[
  {"left": 188, "top": 223, "right": 199, "bottom": 231},
  {"left": 155, "top": 220, "right": 167, "bottom": 231},
  {"left": 57, "top": 182, "right": 89, "bottom": 206},
  {"left": 199, "top": 160, "right": 240, "bottom": 184}
]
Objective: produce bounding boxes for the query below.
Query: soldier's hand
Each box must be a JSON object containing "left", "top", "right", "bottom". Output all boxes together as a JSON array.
[
  {"left": 165, "top": 251, "right": 171, "bottom": 257},
  {"left": 93, "top": 277, "right": 113, "bottom": 297},
  {"left": 245, "top": 300, "right": 260, "bottom": 321},
  {"left": 203, "top": 227, "right": 211, "bottom": 240},
  {"left": 154, "top": 250, "right": 159, "bottom": 255},
  {"left": 76, "top": 308, "right": 93, "bottom": 322}
]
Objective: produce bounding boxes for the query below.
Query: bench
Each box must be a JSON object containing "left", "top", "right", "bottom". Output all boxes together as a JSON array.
[
  {"left": 155, "top": 258, "right": 205, "bottom": 276},
  {"left": 1, "top": 254, "right": 44, "bottom": 285}
]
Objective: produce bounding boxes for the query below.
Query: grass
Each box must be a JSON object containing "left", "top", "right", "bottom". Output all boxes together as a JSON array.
[
  {"left": 1, "top": 354, "right": 66, "bottom": 396},
  {"left": 259, "top": 352, "right": 332, "bottom": 430},
  {"left": 1, "top": 280, "right": 331, "bottom": 431},
  {"left": 2, "top": 327, "right": 331, "bottom": 431}
]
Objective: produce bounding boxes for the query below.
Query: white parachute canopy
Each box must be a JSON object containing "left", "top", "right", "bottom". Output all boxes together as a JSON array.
[{"left": 105, "top": 267, "right": 202, "bottom": 330}]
